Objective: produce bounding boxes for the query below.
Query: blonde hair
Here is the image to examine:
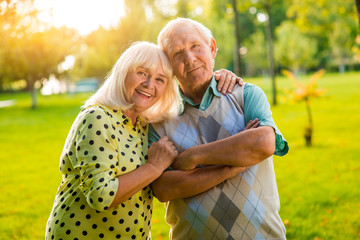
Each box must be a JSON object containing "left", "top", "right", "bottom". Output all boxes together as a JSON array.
[
  {"left": 85, "top": 41, "right": 179, "bottom": 123},
  {"left": 158, "top": 17, "right": 213, "bottom": 53}
]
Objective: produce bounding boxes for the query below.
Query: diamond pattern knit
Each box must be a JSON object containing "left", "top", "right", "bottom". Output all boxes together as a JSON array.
[{"left": 153, "top": 85, "right": 286, "bottom": 240}]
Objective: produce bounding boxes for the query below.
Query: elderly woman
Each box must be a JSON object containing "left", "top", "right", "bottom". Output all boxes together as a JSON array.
[{"left": 46, "top": 41, "right": 240, "bottom": 240}]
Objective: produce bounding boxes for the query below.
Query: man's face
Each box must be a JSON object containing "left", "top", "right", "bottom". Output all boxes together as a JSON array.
[{"left": 165, "top": 26, "right": 217, "bottom": 92}]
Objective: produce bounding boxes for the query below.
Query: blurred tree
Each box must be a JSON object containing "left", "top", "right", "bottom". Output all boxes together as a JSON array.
[
  {"left": 177, "top": 0, "right": 190, "bottom": 17},
  {"left": 243, "top": 30, "right": 268, "bottom": 76},
  {"left": 236, "top": 0, "right": 287, "bottom": 105},
  {"left": 263, "top": 0, "right": 277, "bottom": 105},
  {"left": 287, "top": 0, "right": 358, "bottom": 70},
  {"left": 357, "top": 0, "right": 360, "bottom": 32},
  {"left": 275, "top": 21, "right": 319, "bottom": 74},
  {"left": 0, "top": 0, "right": 31, "bottom": 91},
  {"left": 70, "top": 27, "right": 120, "bottom": 81},
  {"left": 328, "top": 19, "right": 355, "bottom": 73},
  {"left": 0, "top": 0, "right": 78, "bottom": 108},
  {"left": 71, "top": 0, "right": 156, "bottom": 81},
  {"left": 14, "top": 27, "right": 77, "bottom": 108},
  {"left": 202, "top": 0, "right": 243, "bottom": 72},
  {"left": 353, "top": 0, "right": 360, "bottom": 64},
  {"left": 231, "top": 0, "right": 242, "bottom": 76}
]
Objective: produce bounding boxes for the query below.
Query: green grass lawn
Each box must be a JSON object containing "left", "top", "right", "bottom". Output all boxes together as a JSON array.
[{"left": 0, "top": 71, "right": 359, "bottom": 239}]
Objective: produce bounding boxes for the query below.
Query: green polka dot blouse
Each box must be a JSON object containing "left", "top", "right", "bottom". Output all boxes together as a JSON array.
[{"left": 46, "top": 104, "right": 153, "bottom": 240}]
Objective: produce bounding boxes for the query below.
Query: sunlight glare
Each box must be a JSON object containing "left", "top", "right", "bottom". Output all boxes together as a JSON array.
[
  {"left": 257, "top": 12, "right": 268, "bottom": 23},
  {"left": 35, "top": 0, "right": 125, "bottom": 35}
]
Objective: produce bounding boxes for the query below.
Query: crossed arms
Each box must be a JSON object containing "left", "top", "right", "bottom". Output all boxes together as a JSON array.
[{"left": 151, "top": 124, "right": 276, "bottom": 202}]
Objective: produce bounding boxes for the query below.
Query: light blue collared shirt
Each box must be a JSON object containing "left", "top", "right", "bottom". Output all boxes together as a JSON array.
[{"left": 149, "top": 76, "right": 288, "bottom": 156}]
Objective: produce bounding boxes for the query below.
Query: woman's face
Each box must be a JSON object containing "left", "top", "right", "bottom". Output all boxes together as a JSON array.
[{"left": 125, "top": 62, "right": 168, "bottom": 113}]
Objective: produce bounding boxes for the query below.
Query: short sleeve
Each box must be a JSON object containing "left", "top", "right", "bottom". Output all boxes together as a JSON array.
[
  {"left": 243, "top": 83, "right": 289, "bottom": 156},
  {"left": 73, "top": 107, "right": 119, "bottom": 211}
]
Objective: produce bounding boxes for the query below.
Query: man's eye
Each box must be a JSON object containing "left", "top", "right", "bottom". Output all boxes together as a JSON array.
[{"left": 173, "top": 52, "right": 180, "bottom": 59}]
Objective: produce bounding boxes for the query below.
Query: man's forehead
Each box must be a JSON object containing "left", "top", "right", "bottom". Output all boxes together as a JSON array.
[
  {"left": 167, "top": 38, "right": 187, "bottom": 52},
  {"left": 166, "top": 30, "right": 204, "bottom": 52}
]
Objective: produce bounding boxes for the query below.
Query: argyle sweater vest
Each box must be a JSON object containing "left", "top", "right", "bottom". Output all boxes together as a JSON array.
[{"left": 152, "top": 85, "right": 286, "bottom": 240}]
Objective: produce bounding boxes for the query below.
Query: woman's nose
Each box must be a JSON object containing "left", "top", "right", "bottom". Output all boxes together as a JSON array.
[{"left": 142, "top": 77, "right": 153, "bottom": 87}]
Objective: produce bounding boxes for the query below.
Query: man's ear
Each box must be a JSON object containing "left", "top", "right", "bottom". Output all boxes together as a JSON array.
[{"left": 210, "top": 37, "right": 217, "bottom": 59}]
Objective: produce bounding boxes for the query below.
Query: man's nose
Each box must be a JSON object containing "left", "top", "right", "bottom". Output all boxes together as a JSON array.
[{"left": 184, "top": 51, "right": 196, "bottom": 64}]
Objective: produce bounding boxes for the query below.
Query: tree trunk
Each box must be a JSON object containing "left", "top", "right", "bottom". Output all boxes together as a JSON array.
[
  {"left": 264, "top": 1, "right": 277, "bottom": 106},
  {"left": 356, "top": 0, "right": 360, "bottom": 33},
  {"left": 231, "top": 0, "right": 242, "bottom": 76},
  {"left": 31, "top": 87, "right": 37, "bottom": 109},
  {"left": 28, "top": 75, "right": 37, "bottom": 109},
  {"left": 304, "top": 98, "right": 313, "bottom": 147},
  {"left": 0, "top": 78, "right": 3, "bottom": 92}
]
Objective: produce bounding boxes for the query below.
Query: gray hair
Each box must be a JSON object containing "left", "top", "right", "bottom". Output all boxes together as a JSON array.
[
  {"left": 85, "top": 41, "right": 179, "bottom": 123},
  {"left": 158, "top": 18, "right": 214, "bottom": 54}
]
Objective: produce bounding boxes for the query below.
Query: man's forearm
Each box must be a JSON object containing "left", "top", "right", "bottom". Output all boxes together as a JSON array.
[
  {"left": 152, "top": 165, "right": 239, "bottom": 202},
  {"left": 174, "top": 126, "right": 275, "bottom": 170}
]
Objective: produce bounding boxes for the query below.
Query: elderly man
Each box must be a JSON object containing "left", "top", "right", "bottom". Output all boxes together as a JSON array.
[{"left": 150, "top": 18, "right": 289, "bottom": 240}]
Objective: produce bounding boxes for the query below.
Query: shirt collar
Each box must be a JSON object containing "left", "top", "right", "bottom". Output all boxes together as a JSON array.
[
  {"left": 209, "top": 75, "right": 222, "bottom": 97},
  {"left": 93, "top": 104, "right": 146, "bottom": 128}
]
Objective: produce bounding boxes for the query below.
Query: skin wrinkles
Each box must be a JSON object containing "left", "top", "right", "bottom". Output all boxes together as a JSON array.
[
  {"left": 165, "top": 26, "right": 217, "bottom": 103},
  {"left": 124, "top": 63, "right": 168, "bottom": 123}
]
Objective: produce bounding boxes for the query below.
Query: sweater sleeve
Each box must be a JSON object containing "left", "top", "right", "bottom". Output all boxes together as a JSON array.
[{"left": 73, "top": 107, "right": 119, "bottom": 211}]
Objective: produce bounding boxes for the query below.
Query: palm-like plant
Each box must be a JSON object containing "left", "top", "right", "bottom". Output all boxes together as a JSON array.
[{"left": 282, "top": 69, "right": 326, "bottom": 147}]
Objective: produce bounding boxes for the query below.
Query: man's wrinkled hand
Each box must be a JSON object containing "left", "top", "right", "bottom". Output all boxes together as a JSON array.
[{"left": 171, "top": 151, "right": 197, "bottom": 170}]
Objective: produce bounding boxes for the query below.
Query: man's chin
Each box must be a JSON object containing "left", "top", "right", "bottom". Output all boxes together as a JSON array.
[{"left": 187, "top": 73, "right": 211, "bottom": 85}]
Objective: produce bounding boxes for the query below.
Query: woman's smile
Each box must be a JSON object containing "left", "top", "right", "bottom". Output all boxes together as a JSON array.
[{"left": 135, "top": 89, "right": 153, "bottom": 98}]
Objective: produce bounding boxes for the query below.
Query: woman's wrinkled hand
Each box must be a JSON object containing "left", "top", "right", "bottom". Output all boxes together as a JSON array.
[
  {"left": 244, "top": 118, "right": 260, "bottom": 130},
  {"left": 214, "top": 69, "right": 244, "bottom": 95},
  {"left": 147, "top": 136, "right": 178, "bottom": 173}
]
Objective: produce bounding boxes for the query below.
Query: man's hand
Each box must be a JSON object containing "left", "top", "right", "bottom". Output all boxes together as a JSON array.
[
  {"left": 214, "top": 69, "right": 243, "bottom": 95},
  {"left": 171, "top": 118, "right": 261, "bottom": 171},
  {"left": 171, "top": 150, "right": 197, "bottom": 170},
  {"left": 229, "top": 166, "right": 249, "bottom": 178}
]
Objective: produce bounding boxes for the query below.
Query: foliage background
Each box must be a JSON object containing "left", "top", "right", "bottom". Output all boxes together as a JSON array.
[{"left": 1, "top": 0, "right": 360, "bottom": 93}]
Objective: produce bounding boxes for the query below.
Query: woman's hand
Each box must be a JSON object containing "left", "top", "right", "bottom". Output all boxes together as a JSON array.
[
  {"left": 147, "top": 136, "right": 178, "bottom": 174},
  {"left": 214, "top": 69, "right": 244, "bottom": 95},
  {"left": 244, "top": 118, "right": 260, "bottom": 130}
]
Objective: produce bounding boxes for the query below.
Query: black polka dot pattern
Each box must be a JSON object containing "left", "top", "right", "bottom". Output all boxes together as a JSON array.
[{"left": 46, "top": 105, "right": 152, "bottom": 239}]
